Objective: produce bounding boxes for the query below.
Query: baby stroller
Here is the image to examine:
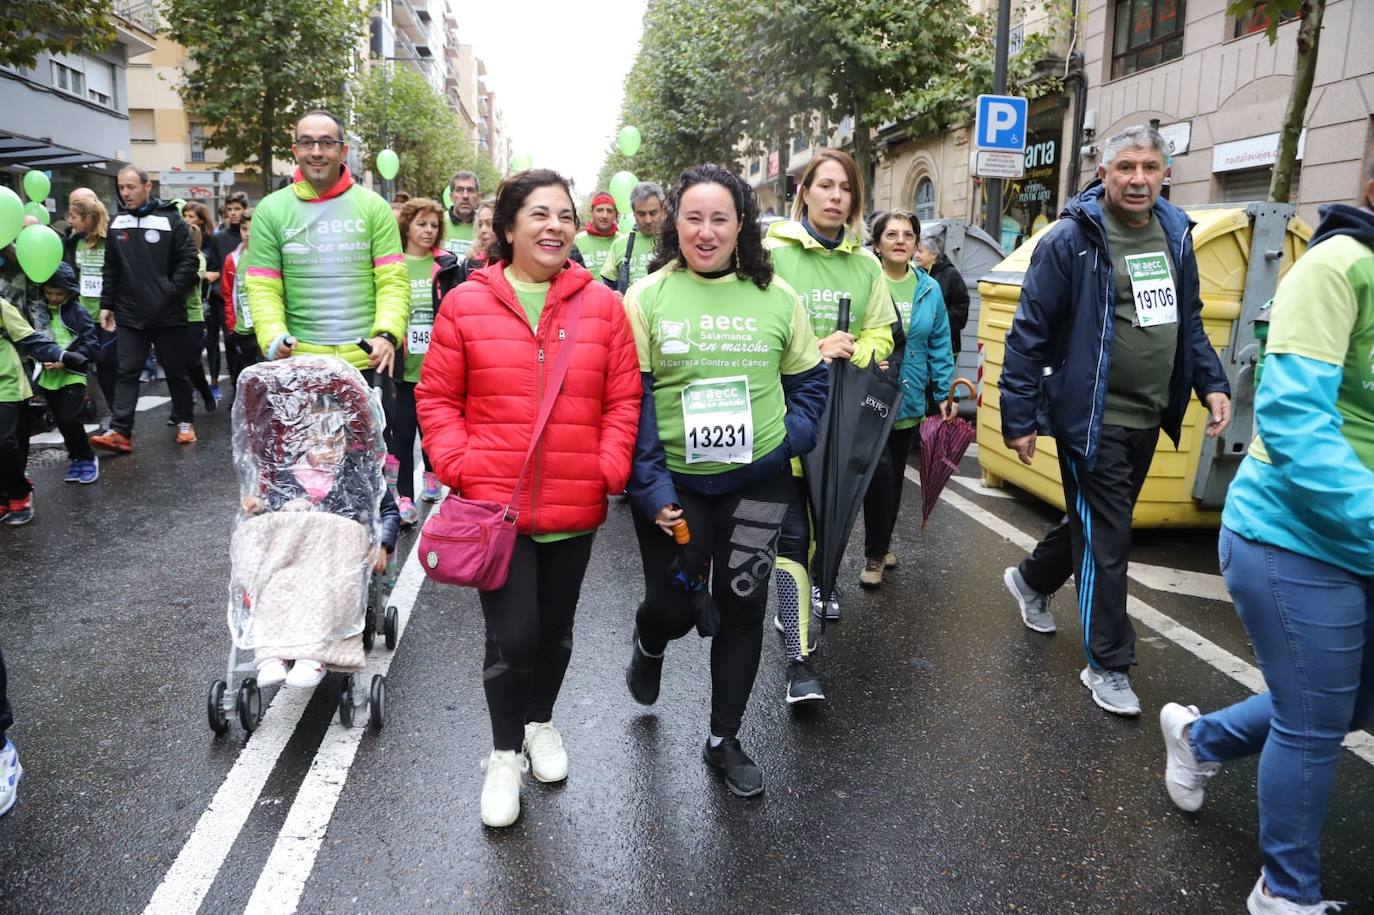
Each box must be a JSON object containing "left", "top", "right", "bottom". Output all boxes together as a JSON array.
[{"left": 207, "top": 356, "right": 399, "bottom": 735}]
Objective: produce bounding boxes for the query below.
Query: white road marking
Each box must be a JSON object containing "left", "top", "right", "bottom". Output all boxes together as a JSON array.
[
  {"left": 142, "top": 496, "right": 435, "bottom": 915},
  {"left": 948, "top": 474, "right": 1016, "bottom": 500},
  {"left": 1128, "top": 562, "right": 1231, "bottom": 604},
  {"left": 906, "top": 466, "right": 1374, "bottom": 768},
  {"left": 242, "top": 537, "right": 428, "bottom": 915},
  {"left": 29, "top": 395, "right": 170, "bottom": 446}
]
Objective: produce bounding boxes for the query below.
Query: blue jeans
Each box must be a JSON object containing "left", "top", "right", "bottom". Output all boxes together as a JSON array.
[{"left": 1189, "top": 526, "right": 1374, "bottom": 905}]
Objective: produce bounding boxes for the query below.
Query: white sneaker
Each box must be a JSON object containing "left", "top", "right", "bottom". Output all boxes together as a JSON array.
[
  {"left": 0, "top": 739, "right": 21, "bottom": 817},
  {"left": 1160, "top": 702, "right": 1220, "bottom": 812},
  {"left": 523, "top": 721, "right": 568, "bottom": 783},
  {"left": 284, "top": 659, "right": 327, "bottom": 689},
  {"left": 1246, "top": 873, "right": 1346, "bottom": 914},
  {"left": 256, "top": 658, "right": 289, "bottom": 688},
  {"left": 480, "top": 749, "right": 527, "bottom": 827}
]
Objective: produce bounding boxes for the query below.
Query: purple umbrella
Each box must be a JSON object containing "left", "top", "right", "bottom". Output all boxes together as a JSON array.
[{"left": 918, "top": 380, "right": 978, "bottom": 528}]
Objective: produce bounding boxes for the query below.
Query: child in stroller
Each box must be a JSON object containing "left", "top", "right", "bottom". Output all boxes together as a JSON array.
[{"left": 229, "top": 357, "right": 400, "bottom": 691}]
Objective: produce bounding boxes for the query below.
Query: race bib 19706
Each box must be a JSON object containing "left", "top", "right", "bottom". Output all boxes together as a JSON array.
[{"left": 1124, "top": 252, "right": 1177, "bottom": 328}]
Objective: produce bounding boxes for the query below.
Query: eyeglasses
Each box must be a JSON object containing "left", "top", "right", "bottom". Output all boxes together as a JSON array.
[{"left": 295, "top": 137, "right": 341, "bottom": 151}]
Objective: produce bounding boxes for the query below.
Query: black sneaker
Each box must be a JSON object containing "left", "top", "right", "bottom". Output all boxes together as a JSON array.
[
  {"left": 785, "top": 658, "right": 825, "bottom": 704},
  {"left": 703, "top": 737, "right": 764, "bottom": 797},
  {"left": 626, "top": 630, "right": 663, "bottom": 705}
]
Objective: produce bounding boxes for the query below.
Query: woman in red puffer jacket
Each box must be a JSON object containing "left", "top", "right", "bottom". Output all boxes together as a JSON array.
[{"left": 415, "top": 169, "right": 640, "bottom": 829}]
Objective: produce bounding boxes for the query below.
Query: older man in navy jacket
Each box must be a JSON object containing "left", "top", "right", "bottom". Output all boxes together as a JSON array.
[{"left": 999, "top": 125, "right": 1232, "bottom": 717}]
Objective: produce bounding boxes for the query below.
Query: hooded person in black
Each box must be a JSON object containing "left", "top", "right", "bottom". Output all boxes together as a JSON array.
[{"left": 90, "top": 165, "right": 200, "bottom": 452}]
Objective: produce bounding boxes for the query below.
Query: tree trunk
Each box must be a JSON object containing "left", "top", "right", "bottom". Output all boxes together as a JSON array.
[
  {"left": 850, "top": 95, "right": 875, "bottom": 210},
  {"left": 1269, "top": 0, "right": 1324, "bottom": 202},
  {"left": 260, "top": 94, "right": 276, "bottom": 198}
]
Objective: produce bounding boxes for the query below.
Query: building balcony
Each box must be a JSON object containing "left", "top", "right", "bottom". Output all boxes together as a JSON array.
[{"left": 392, "top": 0, "right": 425, "bottom": 42}]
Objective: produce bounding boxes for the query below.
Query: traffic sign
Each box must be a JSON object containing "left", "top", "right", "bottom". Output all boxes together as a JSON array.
[
  {"left": 975, "top": 94, "right": 1029, "bottom": 152},
  {"left": 971, "top": 150, "right": 1026, "bottom": 180}
]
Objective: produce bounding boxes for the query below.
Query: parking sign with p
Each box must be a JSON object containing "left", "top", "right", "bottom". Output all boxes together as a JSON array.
[{"left": 975, "top": 94, "right": 1029, "bottom": 152}]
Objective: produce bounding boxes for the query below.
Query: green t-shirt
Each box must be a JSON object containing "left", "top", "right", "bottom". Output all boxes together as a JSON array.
[
  {"left": 624, "top": 263, "right": 822, "bottom": 475},
  {"left": 36, "top": 299, "right": 85, "bottom": 391},
  {"left": 574, "top": 231, "right": 618, "bottom": 276},
  {"left": 885, "top": 271, "right": 919, "bottom": 330},
  {"left": 72, "top": 240, "right": 105, "bottom": 321},
  {"left": 0, "top": 297, "right": 37, "bottom": 402},
  {"left": 503, "top": 267, "right": 548, "bottom": 331},
  {"left": 402, "top": 254, "right": 435, "bottom": 384},
  {"left": 444, "top": 216, "right": 475, "bottom": 259},
  {"left": 598, "top": 231, "right": 656, "bottom": 289},
  {"left": 1102, "top": 207, "right": 1179, "bottom": 429},
  {"left": 185, "top": 251, "right": 207, "bottom": 323},
  {"left": 1249, "top": 233, "right": 1374, "bottom": 471}
]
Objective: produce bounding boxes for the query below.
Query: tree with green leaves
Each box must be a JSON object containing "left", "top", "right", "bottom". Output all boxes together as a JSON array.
[
  {"left": 163, "top": 0, "right": 366, "bottom": 196},
  {"left": 353, "top": 64, "right": 481, "bottom": 201},
  {"left": 0, "top": 0, "right": 115, "bottom": 70},
  {"left": 1226, "top": 0, "right": 1324, "bottom": 203}
]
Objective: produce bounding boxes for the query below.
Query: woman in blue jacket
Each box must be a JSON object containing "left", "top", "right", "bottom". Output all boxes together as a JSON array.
[
  {"left": 860, "top": 211, "right": 956, "bottom": 589},
  {"left": 1158, "top": 173, "right": 1374, "bottom": 914}
]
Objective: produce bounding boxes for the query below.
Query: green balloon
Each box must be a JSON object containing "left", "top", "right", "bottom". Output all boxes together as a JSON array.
[
  {"left": 22, "top": 170, "right": 50, "bottom": 204},
  {"left": 442, "top": 186, "right": 453, "bottom": 208},
  {"left": 617, "top": 126, "right": 642, "bottom": 158},
  {"left": 376, "top": 149, "right": 400, "bottom": 180},
  {"left": 0, "top": 186, "right": 24, "bottom": 248},
  {"left": 510, "top": 153, "right": 533, "bottom": 172},
  {"left": 15, "top": 224, "right": 63, "bottom": 283},
  {"left": 23, "top": 201, "right": 50, "bottom": 225},
  {"left": 609, "top": 170, "right": 638, "bottom": 213}
]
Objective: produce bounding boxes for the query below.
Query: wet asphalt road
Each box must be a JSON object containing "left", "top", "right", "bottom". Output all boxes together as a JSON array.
[{"left": 2, "top": 385, "right": 1373, "bottom": 914}]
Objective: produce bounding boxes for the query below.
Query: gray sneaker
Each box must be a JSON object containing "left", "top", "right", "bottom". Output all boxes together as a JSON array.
[
  {"left": 1080, "top": 666, "right": 1141, "bottom": 717},
  {"left": 1003, "top": 567, "right": 1055, "bottom": 633}
]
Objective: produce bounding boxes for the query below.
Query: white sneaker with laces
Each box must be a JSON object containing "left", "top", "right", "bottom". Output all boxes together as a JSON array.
[
  {"left": 256, "top": 658, "right": 289, "bottom": 688},
  {"left": 1160, "top": 702, "right": 1220, "bottom": 812},
  {"left": 480, "top": 749, "right": 527, "bottom": 827},
  {"left": 0, "top": 739, "right": 21, "bottom": 817},
  {"left": 284, "top": 659, "right": 327, "bottom": 689},
  {"left": 523, "top": 721, "right": 568, "bottom": 783},
  {"left": 1246, "top": 873, "right": 1346, "bottom": 914}
]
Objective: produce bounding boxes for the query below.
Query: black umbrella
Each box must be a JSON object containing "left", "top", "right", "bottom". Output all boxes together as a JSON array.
[{"left": 801, "top": 297, "right": 904, "bottom": 630}]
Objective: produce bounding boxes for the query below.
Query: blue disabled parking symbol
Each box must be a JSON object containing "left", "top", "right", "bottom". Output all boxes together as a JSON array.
[{"left": 975, "top": 94, "right": 1029, "bottom": 152}]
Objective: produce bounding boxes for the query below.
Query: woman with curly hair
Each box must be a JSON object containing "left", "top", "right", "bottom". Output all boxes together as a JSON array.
[{"left": 623, "top": 163, "right": 828, "bottom": 798}]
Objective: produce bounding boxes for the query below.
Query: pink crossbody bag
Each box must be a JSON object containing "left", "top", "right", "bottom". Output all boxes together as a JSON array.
[{"left": 418, "top": 290, "right": 584, "bottom": 591}]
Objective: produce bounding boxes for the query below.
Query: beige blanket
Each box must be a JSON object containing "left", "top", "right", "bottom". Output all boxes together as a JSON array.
[{"left": 230, "top": 510, "right": 369, "bottom": 672}]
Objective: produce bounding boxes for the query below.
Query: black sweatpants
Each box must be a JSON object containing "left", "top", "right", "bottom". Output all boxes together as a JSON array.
[
  {"left": 184, "top": 322, "right": 214, "bottom": 406},
  {"left": 633, "top": 472, "right": 792, "bottom": 738},
  {"left": 39, "top": 384, "right": 95, "bottom": 461},
  {"left": 111, "top": 324, "right": 193, "bottom": 435},
  {"left": 227, "top": 332, "right": 261, "bottom": 385},
  {"left": 862, "top": 424, "right": 917, "bottom": 560},
  {"left": 478, "top": 533, "right": 596, "bottom": 751},
  {"left": 0, "top": 644, "right": 11, "bottom": 742},
  {"left": 204, "top": 296, "right": 225, "bottom": 382},
  {"left": 94, "top": 327, "right": 118, "bottom": 415},
  {"left": 390, "top": 381, "right": 432, "bottom": 500},
  {"left": 1018, "top": 424, "right": 1159, "bottom": 672},
  {"left": 0, "top": 402, "right": 31, "bottom": 501}
]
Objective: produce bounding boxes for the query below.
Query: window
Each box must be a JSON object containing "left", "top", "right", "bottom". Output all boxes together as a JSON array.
[
  {"left": 914, "top": 177, "right": 936, "bottom": 221},
  {"left": 1111, "top": 0, "right": 1186, "bottom": 79},
  {"left": 1233, "top": 6, "right": 1298, "bottom": 39},
  {"left": 189, "top": 121, "right": 206, "bottom": 162},
  {"left": 130, "top": 109, "right": 155, "bottom": 143},
  {"left": 750, "top": 158, "right": 761, "bottom": 176},
  {"left": 86, "top": 59, "right": 114, "bottom": 107},
  {"left": 52, "top": 60, "right": 85, "bottom": 97},
  {"left": 792, "top": 134, "right": 807, "bottom": 154},
  {"left": 1219, "top": 166, "right": 1301, "bottom": 204}
]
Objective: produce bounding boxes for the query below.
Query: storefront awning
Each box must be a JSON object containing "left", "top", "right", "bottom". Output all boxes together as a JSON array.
[{"left": 0, "top": 131, "right": 117, "bottom": 171}]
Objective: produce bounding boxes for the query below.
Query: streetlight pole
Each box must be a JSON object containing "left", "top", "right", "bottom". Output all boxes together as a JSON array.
[{"left": 985, "top": 0, "right": 1012, "bottom": 240}]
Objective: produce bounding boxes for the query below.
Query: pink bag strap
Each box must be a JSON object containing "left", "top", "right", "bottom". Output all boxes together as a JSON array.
[{"left": 504, "top": 287, "right": 585, "bottom": 517}]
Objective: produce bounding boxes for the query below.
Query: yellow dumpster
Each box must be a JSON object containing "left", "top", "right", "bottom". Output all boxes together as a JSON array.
[{"left": 976, "top": 203, "right": 1311, "bottom": 528}]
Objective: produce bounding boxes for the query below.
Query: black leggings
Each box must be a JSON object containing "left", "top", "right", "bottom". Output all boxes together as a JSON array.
[
  {"left": 39, "top": 384, "right": 95, "bottom": 461},
  {"left": 390, "top": 381, "right": 432, "bottom": 499},
  {"left": 862, "top": 424, "right": 917, "bottom": 560},
  {"left": 477, "top": 534, "right": 596, "bottom": 751},
  {"left": 95, "top": 327, "right": 118, "bottom": 414},
  {"left": 633, "top": 472, "right": 792, "bottom": 738},
  {"left": 227, "top": 332, "right": 261, "bottom": 385},
  {"left": 0, "top": 402, "right": 31, "bottom": 501},
  {"left": 184, "top": 322, "right": 213, "bottom": 405},
  {"left": 204, "top": 296, "right": 225, "bottom": 382}
]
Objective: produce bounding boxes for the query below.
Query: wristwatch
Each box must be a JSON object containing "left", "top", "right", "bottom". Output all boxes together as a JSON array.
[{"left": 376, "top": 331, "right": 399, "bottom": 348}]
